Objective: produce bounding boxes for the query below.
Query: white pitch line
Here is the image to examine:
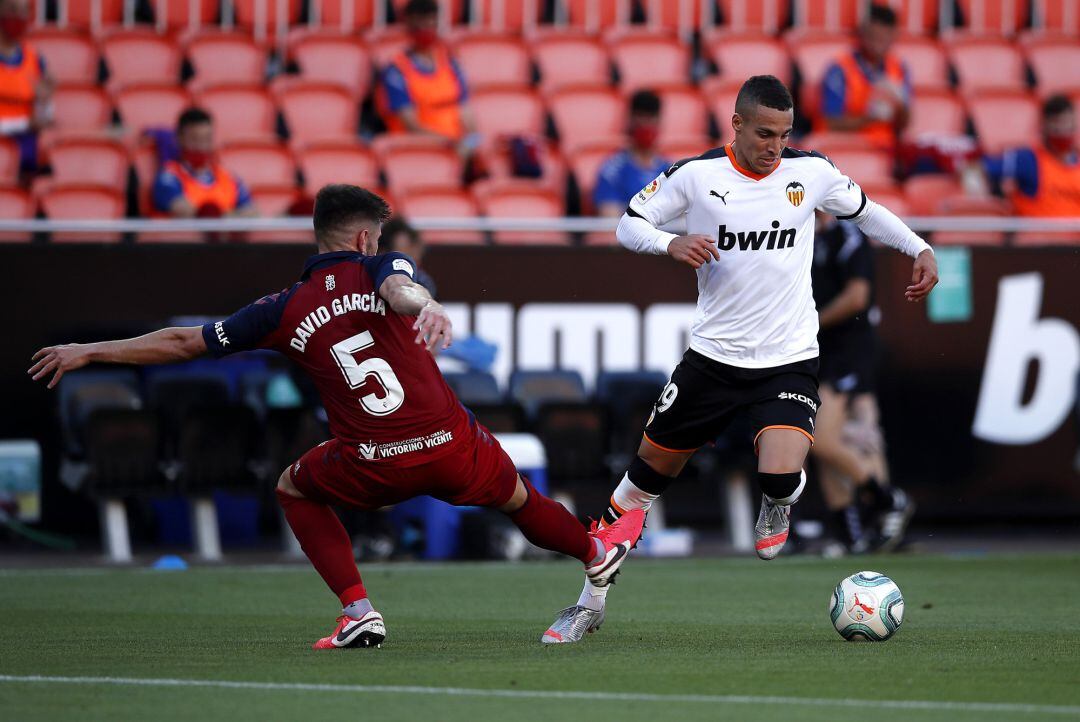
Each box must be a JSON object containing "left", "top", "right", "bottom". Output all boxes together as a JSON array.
[{"left": 0, "top": 675, "right": 1076, "bottom": 716}]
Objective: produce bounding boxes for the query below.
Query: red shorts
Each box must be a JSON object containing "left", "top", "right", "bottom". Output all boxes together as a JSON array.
[{"left": 289, "top": 421, "right": 519, "bottom": 511}]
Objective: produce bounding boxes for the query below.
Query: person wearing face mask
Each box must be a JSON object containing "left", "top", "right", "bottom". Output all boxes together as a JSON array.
[
  {"left": 982, "top": 94, "right": 1080, "bottom": 218},
  {"left": 593, "top": 90, "right": 670, "bottom": 217},
  {"left": 818, "top": 3, "right": 910, "bottom": 151},
  {"left": 0, "top": 0, "right": 53, "bottom": 176},
  {"left": 152, "top": 107, "right": 256, "bottom": 218},
  {"left": 378, "top": 0, "right": 480, "bottom": 161}
]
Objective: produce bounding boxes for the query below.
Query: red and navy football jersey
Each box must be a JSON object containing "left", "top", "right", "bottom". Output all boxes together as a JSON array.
[{"left": 201, "top": 250, "right": 470, "bottom": 467}]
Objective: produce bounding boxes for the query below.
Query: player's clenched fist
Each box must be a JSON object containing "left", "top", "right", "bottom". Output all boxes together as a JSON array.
[
  {"left": 905, "top": 249, "right": 938, "bottom": 302},
  {"left": 414, "top": 300, "right": 453, "bottom": 352},
  {"left": 667, "top": 234, "right": 720, "bottom": 269}
]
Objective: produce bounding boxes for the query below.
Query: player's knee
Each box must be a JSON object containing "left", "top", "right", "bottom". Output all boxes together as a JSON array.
[
  {"left": 635, "top": 439, "right": 691, "bottom": 477},
  {"left": 276, "top": 467, "right": 304, "bottom": 498}
]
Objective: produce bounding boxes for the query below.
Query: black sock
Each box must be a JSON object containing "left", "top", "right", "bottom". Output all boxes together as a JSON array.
[
  {"left": 756, "top": 471, "right": 804, "bottom": 504},
  {"left": 859, "top": 477, "right": 892, "bottom": 510},
  {"left": 832, "top": 506, "right": 864, "bottom": 546}
]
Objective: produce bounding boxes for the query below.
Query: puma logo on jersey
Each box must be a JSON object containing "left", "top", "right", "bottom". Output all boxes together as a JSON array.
[
  {"left": 709, "top": 189, "right": 730, "bottom": 204},
  {"left": 717, "top": 221, "right": 796, "bottom": 251}
]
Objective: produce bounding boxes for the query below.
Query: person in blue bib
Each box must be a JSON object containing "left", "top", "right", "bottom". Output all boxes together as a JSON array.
[{"left": 593, "top": 90, "right": 671, "bottom": 217}]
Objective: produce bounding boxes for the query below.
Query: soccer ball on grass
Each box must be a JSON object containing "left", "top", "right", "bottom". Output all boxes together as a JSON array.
[{"left": 829, "top": 571, "right": 904, "bottom": 641}]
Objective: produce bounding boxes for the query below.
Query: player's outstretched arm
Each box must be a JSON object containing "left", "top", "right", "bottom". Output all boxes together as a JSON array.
[
  {"left": 28, "top": 326, "right": 207, "bottom": 389},
  {"left": 848, "top": 199, "right": 938, "bottom": 302},
  {"left": 379, "top": 275, "right": 452, "bottom": 352}
]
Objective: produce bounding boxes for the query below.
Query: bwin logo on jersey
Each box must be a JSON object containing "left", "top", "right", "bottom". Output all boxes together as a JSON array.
[{"left": 717, "top": 221, "right": 796, "bottom": 251}]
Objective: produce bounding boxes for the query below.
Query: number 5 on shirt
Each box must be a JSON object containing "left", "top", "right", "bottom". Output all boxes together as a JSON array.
[{"left": 331, "top": 331, "right": 405, "bottom": 416}]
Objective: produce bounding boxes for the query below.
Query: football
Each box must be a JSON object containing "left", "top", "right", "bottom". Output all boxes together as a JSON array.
[{"left": 829, "top": 571, "right": 905, "bottom": 641}]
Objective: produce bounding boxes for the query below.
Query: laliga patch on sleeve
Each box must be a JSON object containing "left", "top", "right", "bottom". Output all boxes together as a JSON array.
[
  {"left": 392, "top": 258, "right": 415, "bottom": 277},
  {"left": 636, "top": 175, "right": 663, "bottom": 204}
]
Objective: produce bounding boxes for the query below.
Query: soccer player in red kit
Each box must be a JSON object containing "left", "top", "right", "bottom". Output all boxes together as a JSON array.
[{"left": 28, "top": 184, "right": 644, "bottom": 649}]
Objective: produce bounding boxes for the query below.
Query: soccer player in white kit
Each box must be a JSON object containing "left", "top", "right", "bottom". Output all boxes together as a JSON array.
[{"left": 541, "top": 75, "right": 938, "bottom": 644}]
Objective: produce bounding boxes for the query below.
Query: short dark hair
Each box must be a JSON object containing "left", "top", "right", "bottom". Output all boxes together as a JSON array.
[
  {"left": 313, "top": 184, "right": 392, "bottom": 245},
  {"left": 1043, "top": 94, "right": 1074, "bottom": 118},
  {"left": 629, "top": 89, "right": 662, "bottom": 116},
  {"left": 177, "top": 107, "right": 212, "bottom": 132},
  {"left": 734, "top": 75, "right": 793, "bottom": 116},
  {"left": 403, "top": 0, "right": 438, "bottom": 17},
  {"left": 380, "top": 216, "right": 420, "bottom": 252},
  {"left": 866, "top": 3, "right": 898, "bottom": 26}
]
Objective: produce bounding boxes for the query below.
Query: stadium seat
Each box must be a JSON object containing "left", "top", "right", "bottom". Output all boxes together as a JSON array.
[
  {"left": 906, "top": 89, "right": 967, "bottom": 138},
  {"left": 933, "top": 195, "right": 1011, "bottom": 246},
  {"left": 83, "top": 409, "right": 166, "bottom": 498},
  {"left": 40, "top": 184, "right": 126, "bottom": 243},
  {"left": 468, "top": 402, "right": 526, "bottom": 433},
  {"left": 130, "top": 143, "right": 159, "bottom": 217},
  {"left": 297, "top": 141, "right": 379, "bottom": 193},
  {"left": 247, "top": 185, "right": 309, "bottom": 242},
  {"left": 716, "top": 0, "right": 790, "bottom": 33},
  {"left": 451, "top": 35, "right": 531, "bottom": 90},
  {"left": 954, "top": 0, "right": 1029, "bottom": 35},
  {"left": 289, "top": 33, "right": 373, "bottom": 98},
  {"left": 50, "top": 84, "right": 114, "bottom": 136},
  {"left": 947, "top": 38, "right": 1026, "bottom": 93},
  {"left": 967, "top": 91, "right": 1040, "bottom": 153},
  {"left": 787, "top": 34, "right": 851, "bottom": 119},
  {"left": 548, "top": 86, "right": 625, "bottom": 153},
  {"left": 195, "top": 84, "right": 278, "bottom": 144},
  {"left": 534, "top": 402, "right": 610, "bottom": 483},
  {"left": 707, "top": 35, "right": 792, "bottom": 88},
  {"left": 509, "top": 370, "right": 587, "bottom": 417},
  {"left": 565, "top": 0, "right": 632, "bottom": 30},
  {"left": 893, "top": 36, "right": 949, "bottom": 91},
  {"left": 1036, "top": 0, "right": 1080, "bottom": 34},
  {"left": 796, "top": 131, "right": 877, "bottom": 152},
  {"left": 364, "top": 27, "right": 411, "bottom": 68},
  {"left": 57, "top": 369, "right": 143, "bottom": 456},
  {"left": 903, "top": 174, "right": 964, "bottom": 215},
  {"left": 311, "top": 0, "right": 376, "bottom": 31},
  {"left": 477, "top": 138, "right": 567, "bottom": 192},
  {"left": 277, "top": 83, "right": 358, "bottom": 146},
  {"left": 825, "top": 148, "right": 895, "bottom": 188},
  {"left": 0, "top": 185, "right": 34, "bottom": 242},
  {"left": 469, "top": 87, "right": 545, "bottom": 138},
  {"left": 442, "top": 371, "right": 502, "bottom": 405},
  {"left": 176, "top": 405, "right": 259, "bottom": 494},
  {"left": 62, "top": 0, "right": 124, "bottom": 30},
  {"left": 26, "top": 29, "right": 98, "bottom": 84},
  {"left": 47, "top": 138, "right": 130, "bottom": 187},
  {"left": 794, "top": 0, "right": 862, "bottom": 32},
  {"left": 114, "top": 83, "right": 192, "bottom": 133},
  {"left": 609, "top": 35, "right": 691, "bottom": 92},
  {"left": 233, "top": 0, "right": 301, "bottom": 32},
  {"left": 888, "top": 0, "right": 941, "bottom": 34},
  {"left": 100, "top": 30, "right": 182, "bottom": 90},
  {"left": 566, "top": 139, "right": 623, "bottom": 216},
  {"left": 655, "top": 85, "right": 710, "bottom": 144},
  {"left": 147, "top": 371, "right": 231, "bottom": 447},
  {"left": 649, "top": 0, "right": 704, "bottom": 31},
  {"left": 473, "top": 180, "right": 568, "bottom": 245},
  {"left": 152, "top": 0, "right": 218, "bottom": 29},
  {"left": 219, "top": 140, "right": 296, "bottom": 187},
  {"left": 702, "top": 81, "right": 739, "bottom": 143},
  {"left": 862, "top": 185, "right": 910, "bottom": 219},
  {"left": 395, "top": 188, "right": 484, "bottom": 245},
  {"left": 378, "top": 138, "right": 463, "bottom": 196},
  {"left": 186, "top": 33, "right": 267, "bottom": 89},
  {"left": 531, "top": 34, "right": 610, "bottom": 93},
  {"left": 658, "top": 136, "right": 714, "bottom": 161},
  {"left": 1023, "top": 38, "right": 1080, "bottom": 96}
]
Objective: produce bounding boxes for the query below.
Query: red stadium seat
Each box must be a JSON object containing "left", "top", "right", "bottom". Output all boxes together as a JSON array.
[
  {"left": 131, "top": 142, "right": 159, "bottom": 217},
  {"left": 289, "top": 34, "right": 372, "bottom": 98},
  {"left": 478, "top": 138, "right": 567, "bottom": 192},
  {"left": 888, "top": 0, "right": 941, "bottom": 34},
  {"left": 1023, "top": 38, "right": 1080, "bottom": 96},
  {"left": 48, "top": 138, "right": 130, "bottom": 187},
  {"left": 716, "top": 0, "right": 790, "bottom": 33},
  {"left": 566, "top": 139, "right": 623, "bottom": 215},
  {"left": 219, "top": 140, "right": 296, "bottom": 187},
  {"left": 947, "top": 38, "right": 1026, "bottom": 93},
  {"left": 823, "top": 148, "right": 896, "bottom": 188},
  {"left": 905, "top": 175, "right": 1008, "bottom": 245},
  {"left": 473, "top": 180, "right": 568, "bottom": 245},
  {"left": 378, "top": 139, "right": 463, "bottom": 196},
  {"left": 234, "top": 0, "right": 301, "bottom": 32},
  {"left": 0, "top": 186, "right": 34, "bottom": 243},
  {"left": 114, "top": 83, "right": 192, "bottom": 133},
  {"left": 195, "top": 84, "right": 278, "bottom": 143},
  {"left": 531, "top": 35, "right": 610, "bottom": 93},
  {"left": 659, "top": 137, "right": 714, "bottom": 161},
  {"left": 62, "top": 0, "right": 124, "bottom": 30},
  {"left": 655, "top": 85, "right": 709, "bottom": 144},
  {"left": 903, "top": 174, "right": 963, "bottom": 214},
  {"left": 649, "top": 0, "right": 704, "bottom": 31},
  {"left": 547, "top": 86, "right": 625, "bottom": 153},
  {"left": 100, "top": 30, "right": 182, "bottom": 90},
  {"left": 396, "top": 188, "right": 484, "bottom": 245},
  {"left": 469, "top": 87, "right": 545, "bottom": 138},
  {"left": 566, "top": 0, "right": 632, "bottom": 30},
  {"left": 312, "top": 0, "right": 376, "bottom": 31},
  {"left": 893, "top": 36, "right": 949, "bottom": 91},
  {"left": 906, "top": 89, "right": 967, "bottom": 138},
  {"left": 467, "top": 0, "right": 540, "bottom": 30},
  {"left": 796, "top": 0, "right": 862, "bottom": 32},
  {"left": 702, "top": 81, "right": 739, "bottom": 143},
  {"left": 933, "top": 195, "right": 1011, "bottom": 245},
  {"left": 247, "top": 184, "right": 310, "bottom": 243},
  {"left": 40, "top": 184, "right": 126, "bottom": 243},
  {"left": 452, "top": 35, "right": 531, "bottom": 90},
  {"left": 707, "top": 35, "right": 791, "bottom": 89},
  {"left": 609, "top": 35, "right": 691, "bottom": 92},
  {"left": 364, "top": 27, "right": 411, "bottom": 69},
  {"left": 277, "top": 83, "right": 358, "bottom": 146},
  {"left": 967, "top": 91, "right": 1040, "bottom": 154},
  {"left": 954, "top": 0, "right": 1029, "bottom": 35},
  {"left": 186, "top": 33, "right": 267, "bottom": 90},
  {"left": 50, "top": 84, "right": 113, "bottom": 135},
  {"left": 796, "top": 132, "right": 877, "bottom": 152},
  {"left": 152, "top": 0, "right": 218, "bottom": 30},
  {"left": 1037, "top": 0, "right": 1080, "bottom": 34},
  {"left": 863, "top": 186, "right": 910, "bottom": 219},
  {"left": 297, "top": 141, "right": 379, "bottom": 192},
  {"left": 787, "top": 34, "right": 852, "bottom": 119},
  {"left": 26, "top": 29, "right": 98, "bottom": 84}
]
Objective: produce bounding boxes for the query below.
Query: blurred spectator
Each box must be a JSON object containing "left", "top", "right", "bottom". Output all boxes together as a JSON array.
[
  {"left": 0, "top": 0, "right": 53, "bottom": 176},
  {"left": 381, "top": 216, "right": 437, "bottom": 297},
  {"left": 378, "top": 0, "right": 480, "bottom": 161},
  {"left": 593, "top": 90, "right": 670, "bottom": 217},
  {"left": 152, "top": 108, "right": 256, "bottom": 218},
  {"left": 982, "top": 95, "right": 1080, "bottom": 217},
  {"left": 819, "top": 4, "right": 910, "bottom": 150}
]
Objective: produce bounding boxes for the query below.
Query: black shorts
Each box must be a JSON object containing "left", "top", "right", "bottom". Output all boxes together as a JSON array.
[
  {"left": 818, "top": 335, "right": 878, "bottom": 395},
  {"left": 643, "top": 350, "right": 820, "bottom": 453}
]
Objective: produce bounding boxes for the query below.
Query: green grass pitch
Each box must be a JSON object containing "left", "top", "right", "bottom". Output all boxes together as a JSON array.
[{"left": 1, "top": 554, "right": 1078, "bottom": 721}]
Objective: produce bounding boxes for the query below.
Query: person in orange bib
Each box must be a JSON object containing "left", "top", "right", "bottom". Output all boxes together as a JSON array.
[
  {"left": 819, "top": 4, "right": 910, "bottom": 151},
  {"left": 378, "top": 0, "right": 480, "bottom": 157},
  {"left": 983, "top": 95, "right": 1080, "bottom": 218},
  {"left": 152, "top": 108, "right": 256, "bottom": 218},
  {"left": 0, "top": 0, "right": 54, "bottom": 175}
]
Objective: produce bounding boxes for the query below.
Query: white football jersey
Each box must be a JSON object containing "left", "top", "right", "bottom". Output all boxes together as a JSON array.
[{"left": 627, "top": 144, "right": 866, "bottom": 369}]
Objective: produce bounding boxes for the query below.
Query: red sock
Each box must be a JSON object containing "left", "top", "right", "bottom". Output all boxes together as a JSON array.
[
  {"left": 507, "top": 478, "right": 595, "bottom": 564},
  {"left": 276, "top": 489, "right": 367, "bottom": 606}
]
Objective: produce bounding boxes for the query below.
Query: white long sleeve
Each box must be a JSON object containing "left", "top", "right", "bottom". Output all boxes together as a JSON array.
[
  {"left": 850, "top": 199, "right": 933, "bottom": 258},
  {"left": 616, "top": 212, "right": 677, "bottom": 256}
]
